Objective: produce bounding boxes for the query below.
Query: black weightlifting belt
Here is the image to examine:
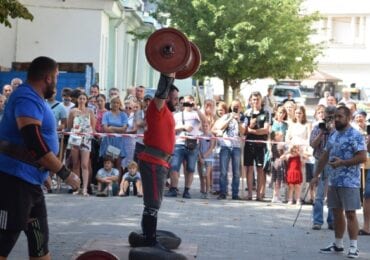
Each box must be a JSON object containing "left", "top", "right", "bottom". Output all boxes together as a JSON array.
[
  {"left": 0, "top": 140, "right": 45, "bottom": 170},
  {"left": 143, "top": 145, "right": 172, "bottom": 163}
]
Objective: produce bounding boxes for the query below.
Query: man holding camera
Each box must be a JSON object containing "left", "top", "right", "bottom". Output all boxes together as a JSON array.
[
  {"left": 165, "top": 95, "right": 206, "bottom": 199},
  {"left": 310, "top": 106, "right": 336, "bottom": 230},
  {"left": 244, "top": 91, "right": 270, "bottom": 201},
  {"left": 311, "top": 106, "right": 367, "bottom": 258}
]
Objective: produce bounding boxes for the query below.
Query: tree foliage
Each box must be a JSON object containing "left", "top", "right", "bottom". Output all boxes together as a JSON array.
[
  {"left": 0, "top": 0, "right": 33, "bottom": 28},
  {"left": 152, "top": 0, "right": 322, "bottom": 100}
]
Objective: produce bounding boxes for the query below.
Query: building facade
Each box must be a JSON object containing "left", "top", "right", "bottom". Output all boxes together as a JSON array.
[{"left": 303, "top": 0, "right": 370, "bottom": 88}]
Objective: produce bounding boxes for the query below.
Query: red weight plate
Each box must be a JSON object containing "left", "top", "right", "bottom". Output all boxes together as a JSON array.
[
  {"left": 145, "top": 28, "right": 191, "bottom": 74},
  {"left": 175, "top": 42, "right": 201, "bottom": 79},
  {"left": 76, "top": 250, "right": 119, "bottom": 260}
]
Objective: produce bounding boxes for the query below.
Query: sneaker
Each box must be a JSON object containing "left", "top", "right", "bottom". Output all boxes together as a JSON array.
[
  {"left": 328, "top": 223, "right": 334, "bottom": 230},
  {"left": 287, "top": 200, "right": 294, "bottom": 205},
  {"left": 232, "top": 195, "right": 242, "bottom": 200},
  {"left": 182, "top": 190, "right": 191, "bottom": 199},
  {"left": 271, "top": 197, "right": 282, "bottom": 203},
  {"left": 164, "top": 188, "right": 177, "bottom": 197},
  {"left": 217, "top": 194, "right": 226, "bottom": 200},
  {"left": 320, "top": 243, "right": 344, "bottom": 254},
  {"left": 201, "top": 192, "right": 208, "bottom": 199},
  {"left": 312, "top": 224, "right": 321, "bottom": 230},
  {"left": 347, "top": 246, "right": 359, "bottom": 258}
]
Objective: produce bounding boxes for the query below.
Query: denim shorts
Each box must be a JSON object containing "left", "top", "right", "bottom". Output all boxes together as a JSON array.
[
  {"left": 171, "top": 144, "right": 199, "bottom": 173},
  {"left": 327, "top": 186, "right": 361, "bottom": 211}
]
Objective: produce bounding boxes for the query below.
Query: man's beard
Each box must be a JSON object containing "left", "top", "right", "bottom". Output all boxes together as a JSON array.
[
  {"left": 166, "top": 100, "right": 176, "bottom": 112},
  {"left": 44, "top": 81, "right": 56, "bottom": 99},
  {"left": 335, "top": 121, "right": 346, "bottom": 131}
]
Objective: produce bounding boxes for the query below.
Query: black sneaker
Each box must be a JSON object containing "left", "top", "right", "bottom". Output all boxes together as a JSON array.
[
  {"left": 232, "top": 195, "right": 241, "bottom": 200},
  {"left": 320, "top": 243, "right": 344, "bottom": 254},
  {"left": 347, "top": 246, "right": 359, "bottom": 258},
  {"left": 164, "top": 188, "right": 177, "bottom": 197},
  {"left": 328, "top": 223, "right": 334, "bottom": 230},
  {"left": 182, "top": 190, "right": 191, "bottom": 199},
  {"left": 217, "top": 194, "right": 226, "bottom": 200}
]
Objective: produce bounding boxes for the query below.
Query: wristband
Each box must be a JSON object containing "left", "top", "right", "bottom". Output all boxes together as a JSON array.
[{"left": 56, "top": 165, "right": 71, "bottom": 180}]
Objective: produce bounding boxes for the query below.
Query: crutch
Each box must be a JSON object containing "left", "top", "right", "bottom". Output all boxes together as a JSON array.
[{"left": 292, "top": 185, "right": 310, "bottom": 227}]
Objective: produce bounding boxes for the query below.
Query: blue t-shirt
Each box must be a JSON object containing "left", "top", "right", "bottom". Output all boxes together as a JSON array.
[
  {"left": 102, "top": 111, "right": 128, "bottom": 128},
  {"left": 325, "top": 126, "right": 366, "bottom": 188},
  {"left": 0, "top": 84, "right": 58, "bottom": 185}
]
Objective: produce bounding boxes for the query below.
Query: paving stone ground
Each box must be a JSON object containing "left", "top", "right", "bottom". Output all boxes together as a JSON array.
[{"left": 8, "top": 176, "right": 370, "bottom": 260}]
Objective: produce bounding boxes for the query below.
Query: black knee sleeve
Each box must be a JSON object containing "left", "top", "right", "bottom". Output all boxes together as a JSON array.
[
  {"left": 0, "top": 229, "right": 21, "bottom": 257},
  {"left": 25, "top": 217, "right": 49, "bottom": 257}
]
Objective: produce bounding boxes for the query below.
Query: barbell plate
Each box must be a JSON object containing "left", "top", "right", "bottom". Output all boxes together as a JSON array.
[
  {"left": 145, "top": 28, "right": 191, "bottom": 74},
  {"left": 76, "top": 250, "right": 119, "bottom": 260},
  {"left": 175, "top": 41, "right": 201, "bottom": 79}
]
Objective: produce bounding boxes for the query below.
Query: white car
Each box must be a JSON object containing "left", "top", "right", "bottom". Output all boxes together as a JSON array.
[{"left": 272, "top": 85, "right": 306, "bottom": 106}]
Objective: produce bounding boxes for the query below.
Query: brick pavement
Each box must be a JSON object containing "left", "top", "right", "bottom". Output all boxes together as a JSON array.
[{"left": 8, "top": 177, "right": 370, "bottom": 260}]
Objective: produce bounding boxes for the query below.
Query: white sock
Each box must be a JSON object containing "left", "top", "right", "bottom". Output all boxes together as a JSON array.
[
  {"left": 335, "top": 238, "right": 344, "bottom": 248},
  {"left": 349, "top": 240, "right": 357, "bottom": 248}
]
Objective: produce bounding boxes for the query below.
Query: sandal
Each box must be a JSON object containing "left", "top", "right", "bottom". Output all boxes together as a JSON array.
[
  {"left": 82, "top": 189, "right": 89, "bottom": 197},
  {"left": 359, "top": 229, "right": 370, "bottom": 236}
]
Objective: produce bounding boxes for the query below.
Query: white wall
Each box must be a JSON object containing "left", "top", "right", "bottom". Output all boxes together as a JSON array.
[{"left": 0, "top": 20, "right": 17, "bottom": 68}]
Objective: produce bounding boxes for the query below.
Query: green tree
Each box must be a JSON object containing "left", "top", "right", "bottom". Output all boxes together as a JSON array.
[
  {"left": 153, "top": 0, "right": 321, "bottom": 101},
  {"left": 0, "top": 0, "right": 33, "bottom": 28}
]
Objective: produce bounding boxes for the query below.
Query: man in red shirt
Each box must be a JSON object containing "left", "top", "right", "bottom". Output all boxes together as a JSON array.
[{"left": 131, "top": 73, "right": 180, "bottom": 252}]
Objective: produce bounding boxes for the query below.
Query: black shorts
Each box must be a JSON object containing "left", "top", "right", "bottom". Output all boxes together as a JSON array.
[
  {"left": 244, "top": 142, "right": 266, "bottom": 167},
  {"left": 0, "top": 172, "right": 47, "bottom": 231}
]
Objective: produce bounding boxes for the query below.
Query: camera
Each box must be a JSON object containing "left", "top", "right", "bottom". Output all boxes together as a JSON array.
[
  {"left": 318, "top": 120, "right": 327, "bottom": 131},
  {"left": 232, "top": 107, "right": 238, "bottom": 113},
  {"left": 367, "top": 123, "right": 370, "bottom": 135},
  {"left": 182, "top": 102, "right": 194, "bottom": 108}
]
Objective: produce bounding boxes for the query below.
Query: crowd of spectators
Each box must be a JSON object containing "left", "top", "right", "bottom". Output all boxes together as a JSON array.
[{"left": 1, "top": 80, "right": 369, "bottom": 238}]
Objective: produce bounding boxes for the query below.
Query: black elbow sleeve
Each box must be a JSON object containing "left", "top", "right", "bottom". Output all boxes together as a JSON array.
[{"left": 20, "top": 124, "right": 51, "bottom": 160}]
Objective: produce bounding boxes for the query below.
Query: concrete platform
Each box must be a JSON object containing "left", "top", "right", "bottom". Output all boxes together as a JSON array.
[{"left": 72, "top": 239, "right": 198, "bottom": 260}]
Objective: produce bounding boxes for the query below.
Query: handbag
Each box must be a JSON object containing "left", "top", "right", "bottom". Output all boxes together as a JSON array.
[
  {"left": 69, "top": 134, "right": 82, "bottom": 146},
  {"left": 106, "top": 145, "right": 121, "bottom": 159},
  {"left": 182, "top": 112, "right": 197, "bottom": 150}
]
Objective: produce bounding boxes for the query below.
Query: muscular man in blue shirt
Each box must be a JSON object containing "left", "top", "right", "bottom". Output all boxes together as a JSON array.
[{"left": 0, "top": 56, "right": 80, "bottom": 260}]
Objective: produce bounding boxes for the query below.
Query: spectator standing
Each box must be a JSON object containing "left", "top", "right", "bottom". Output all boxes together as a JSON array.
[
  {"left": 89, "top": 84, "right": 100, "bottom": 97},
  {"left": 105, "top": 87, "right": 120, "bottom": 110},
  {"left": 244, "top": 92, "right": 270, "bottom": 200},
  {"left": 99, "top": 96, "right": 128, "bottom": 175},
  {"left": 61, "top": 88, "right": 75, "bottom": 117},
  {"left": 67, "top": 92, "right": 96, "bottom": 196},
  {"left": 47, "top": 93, "right": 67, "bottom": 131},
  {"left": 166, "top": 95, "right": 206, "bottom": 199},
  {"left": 311, "top": 106, "right": 367, "bottom": 258},
  {"left": 339, "top": 89, "right": 355, "bottom": 105},
  {"left": 326, "top": 95, "right": 337, "bottom": 107},
  {"left": 2, "top": 84, "right": 12, "bottom": 99},
  {"left": 282, "top": 91, "right": 296, "bottom": 104},
  {"left": 270, "top": 132, "right": 286, "bottom": 203},
  {"left": 198, "top": 121, "right": 216, "bottom": 199},
  {"left": 353, "top": 110, "right": 367, "bottom": 135},
  {"left": 359, "top": 136, "right": 370, "bottom": 236},
  {"left": 284, "top": 100, "right": 296, "bottom": 125},
  {"left": 310, "top": 105, "right": 335, "bottom": 230},
  {"left": 262, "top": 86, "right": 276, "bottom": 115},
  {"left": 0, "top": 94, "right": 6, "bottom": 122},
  {"left": 210, "top": 101, "right": 228, "bottom": 194},
  {"left": 213, "top": 100, "right": 243, "bottom": 200},
  {"left": 121, "top": 99, "right": 137, "bottom": 171},
  {"left": 10, "top": 77, "right": 22, "bottom": 90},
  {"left": 135, "top": 85, "right": 146, "bottom": 103},
  {"left": 282, "top": 145, "right": 304, "bottom": 205},
  {"left": 318, "top": 91, "right": 330, "bottom": 106}
]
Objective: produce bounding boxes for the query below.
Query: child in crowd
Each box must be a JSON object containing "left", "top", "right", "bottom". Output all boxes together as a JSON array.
[
  {"left": 270, "top": 131, "right": 286, "bottom": 203},
  {"left": 198, "top": 121, "right": 216, "bottom": 199},
  {"left": 118, "top": 161, "right": 143, "bottom": 197},
  {"left": 281, "top": 145, "right": 304, "bottom": 205},
  {"left": 96, "top": 156, "right": 120, "bottom": 196}
]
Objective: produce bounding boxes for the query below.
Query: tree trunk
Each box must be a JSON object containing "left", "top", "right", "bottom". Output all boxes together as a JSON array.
[{"left": 223, "top": 78, "right": 230, "bottom": 105}]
